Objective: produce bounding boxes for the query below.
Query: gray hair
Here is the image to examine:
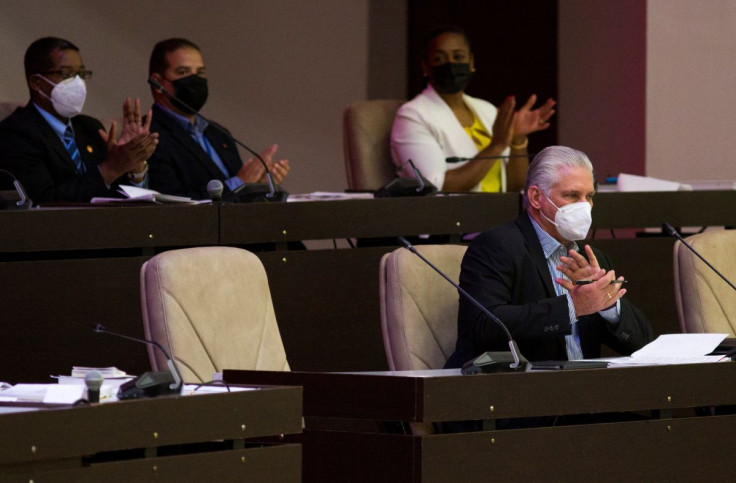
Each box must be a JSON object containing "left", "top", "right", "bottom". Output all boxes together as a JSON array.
[{"left": 522, "top": 146, "right": 594, "bottom": 208}]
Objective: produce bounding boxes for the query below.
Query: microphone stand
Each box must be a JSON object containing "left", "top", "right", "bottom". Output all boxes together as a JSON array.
[
  {"left": 407, "top": 159, "right": 427, "bottom": 193},
  {"left": 663, "top": 223, "right": 736, "bottom": 292},
  {"left": 148, "top": 78, "right": 286, "bottom": 202},
  {"left": 0, "top": 168, "right": 32, "bottom": 209},
  {"left": 375, "top": 159, "right": 438, "bottom": 198},
  {"left": 444, "top": 154, "right": 534, "bottom": 163},
  {"left": 94, "top": 324, "right": 183, "bottom": 399},
  {"left": 397, "top": 237, "right": 528, "bottom": 373}
]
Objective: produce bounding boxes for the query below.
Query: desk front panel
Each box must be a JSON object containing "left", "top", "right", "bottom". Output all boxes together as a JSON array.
[
  {"left": 0, "top": 387, "right": 302, "bottom": 482},
  {"left": 24, "top": 445, "right": 301, "bottom": 483},
  {"left": 225, "top": 367, "right": 736, "bottom": 483},
  {"left": 225, "top": 364, "right": 736, "bottom": 422},
  {"left": 219, "top": 194, "right": 520, "bottom": 244},
  {"left": 0, "top": 204, "right": 218, "bottom": 253},
  {"left": 304, "top": 415, "right": 735, "bottom": 482},
  {"left": 0, "top": 387, "right": 302, "bottom": 465},
  {"left": 593, "top": 190, "right": 736, "bottom": 228}
]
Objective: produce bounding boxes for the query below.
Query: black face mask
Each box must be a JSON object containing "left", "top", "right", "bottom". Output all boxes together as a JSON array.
[
  {"left": 168, "top": 74, "right": 208, "bottom": 114},
  {"left": 430, "top": 62, "right": 473, "bottom": 94}
]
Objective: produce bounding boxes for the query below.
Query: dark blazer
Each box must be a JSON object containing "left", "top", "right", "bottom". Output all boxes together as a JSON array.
[
  {"left": 147, "top": 104, "right": 243, "bottom": 199},
  {"left": 0, "top": 103, "right": 117, "bottom": 204},
  {"left": 445, "top": 214, "right": 653, "bottom": 368}
]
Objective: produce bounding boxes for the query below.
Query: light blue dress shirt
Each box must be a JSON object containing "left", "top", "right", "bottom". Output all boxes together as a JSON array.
[
  {"left": 156, "top": 103, "right": 244, "bottom": 192},
  {"left": 33, "top": 103, "right": 148, "bottom": 188},
  {"left": 529, "top": 214, "right": 620, "bottom": 360}
]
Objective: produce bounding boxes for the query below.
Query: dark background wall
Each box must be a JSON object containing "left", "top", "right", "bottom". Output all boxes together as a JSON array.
[{"left": 407, "top": 0, "right": 558, "bottom": 153}]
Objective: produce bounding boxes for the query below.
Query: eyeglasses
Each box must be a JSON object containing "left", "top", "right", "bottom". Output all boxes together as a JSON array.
[{"left": 38, "top": 69, "right": 93, "bottom": 81}]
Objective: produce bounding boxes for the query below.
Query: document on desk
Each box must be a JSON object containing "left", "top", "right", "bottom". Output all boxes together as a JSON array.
[
  {"left": 287, "top": 192, "right": 375, "bottom": 202},
  {"left": 0, "top": 384, "right": 55, "bottom": 402},
  {"left": 91, "top": 185, "right": 203, "bottom": 204},
  {"left": 603, "top": 333, "right": 729, "bottom": 365}
]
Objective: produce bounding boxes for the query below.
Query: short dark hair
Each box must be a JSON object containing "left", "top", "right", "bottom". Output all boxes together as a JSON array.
[
  {"left": 149, "top": 38, "right": 201, "bottom": 76},
  {"left": 421, "top": 26, "right": 471, "bottom": 61},
  {"left": 24, "top": 37, "right": 79, "bottom": 78}
]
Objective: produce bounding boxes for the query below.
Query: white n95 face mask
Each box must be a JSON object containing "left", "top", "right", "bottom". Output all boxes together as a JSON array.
[
  {"left": 37, "top": 74, "right": 87, "bottom": 118},
  {"left": 541, "top": 193, "right": 592, "bottom": 241}
]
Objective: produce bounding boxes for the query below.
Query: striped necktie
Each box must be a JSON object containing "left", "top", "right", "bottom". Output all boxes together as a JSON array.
[
  {"left": 549, "top": 244, "right": 584, "bottom": 360},
  {"left": 63, "top": 125, "right": 86, "bottom": 173}
]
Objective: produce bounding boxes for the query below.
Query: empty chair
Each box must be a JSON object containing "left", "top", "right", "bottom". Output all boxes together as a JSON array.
[
  {"left": 140, "top": 246, "right": 289, "bottom": 383},
  {"left": 343, "top": 99, "right": 404, "bottom": 191},
  {"left": 379, "top": 244, "right": 466, "bottom": 371},
  {"left": 673, "top": 230, "right": 736, "bottom": 336}
]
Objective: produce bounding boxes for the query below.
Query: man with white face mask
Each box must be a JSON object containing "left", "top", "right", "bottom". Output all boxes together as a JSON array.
[
  {"left": 445, "top": 145, "right": 653, "bottom": 368},
  {"left": 0, "top": 37, "right": 158, "bottom": 204}
]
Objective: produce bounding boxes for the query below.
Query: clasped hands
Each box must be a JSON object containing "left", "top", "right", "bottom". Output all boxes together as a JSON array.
[
  {"left": 555, "top": 245, "right": 626, "bottom": 317},
  {"left": 98, "top": 98, "right": 158, "bottom": 184}
]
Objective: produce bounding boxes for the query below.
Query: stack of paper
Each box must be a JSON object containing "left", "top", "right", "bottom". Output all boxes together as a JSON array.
[
  {"left": 287, "top": 192, "right": 375, "bottom": 202},
  {"left": 91, "top": 185, "right": 202, "bottom": 204},
  {"left": 616, "top": 173, "right": 690, "bottom": 192},
  {"left": 602, "top": 333, "right": 728, "bottom": 365},
  {"left": 70, "top": 366, "right": 128, "bottom": 378}
]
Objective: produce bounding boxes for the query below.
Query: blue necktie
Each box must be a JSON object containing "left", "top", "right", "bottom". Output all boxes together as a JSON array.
[{"left": 63, "top": 125, "right": 85, "bottom": 174}]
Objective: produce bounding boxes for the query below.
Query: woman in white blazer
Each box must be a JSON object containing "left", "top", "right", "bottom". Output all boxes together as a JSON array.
[{"left": 391, "top": 26, "right": 555, "bottom": 193}]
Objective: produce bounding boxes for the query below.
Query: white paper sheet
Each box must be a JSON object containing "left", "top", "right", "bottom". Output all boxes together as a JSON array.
[
  {"left": 603, "top": 333, "right": 728, "bottom": 365},
  {"left": 43, "top": 385, "right": 84, "bottom": 404}
]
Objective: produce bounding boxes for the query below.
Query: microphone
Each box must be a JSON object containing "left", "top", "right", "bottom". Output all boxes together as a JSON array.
[
  {"left": 93, "top": 324, "right": 183, "bottom": 399},
  {"left": 148, "top": 77, "right": 287, "bottom": 203},
  {"left": 445, "top": 154, "right": 533, "bottom": 164},
  {"left": 206, "top": 179, "right": 224, "bottom": 203},
  {"left": 397, "top": 236, "right": 528, "bottom": 373},
  {"left": 0, "top": 168, "right": 32, "bottom": 209},
  {"left": 84, "top": 370, "right": 103, "bottom": 403},
  {"left": 663, "top": 223, "right": 736, "bottom": 292},
  {"left": 375, "top": 159, "right": 437, "bottom": 198}
]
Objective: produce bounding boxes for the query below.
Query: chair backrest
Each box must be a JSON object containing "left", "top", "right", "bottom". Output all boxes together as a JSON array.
[
  {"left": 379, "top": 244, "right": 467, "bottom": 371},
  {"left": 0, "top": 101, "right": 24, "bottom": 121},
  {"left": 343, "top": 99, "right": 404, "bottom": 191},
  {"left": 140, "top": 246, "right": 289, "bottom": 383},
  {"left": 673, "top": 230, "right": 736, "bottom": 336}
]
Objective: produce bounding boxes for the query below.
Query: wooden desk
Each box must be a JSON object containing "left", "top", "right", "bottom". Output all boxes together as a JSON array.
[
  {"left": 0, "top": 204, "right": 218, "bottom": 252},
  {"left": 592, "top": 190, "right": 736, "bottom": 228},
  {"left": 0, "top": 386, "right": 302, "bottom": 482},
  {"left": 219, "top": 194, "right": 520, "bottom": 244},
  {"left": 1, "top": 192, "right": 734, "bottom": 382},
  {"left": 225, "top": 364, "right": 736, "bottom": 482}
]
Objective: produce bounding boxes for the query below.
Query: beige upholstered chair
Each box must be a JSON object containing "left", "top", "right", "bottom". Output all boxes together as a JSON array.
[
  {"left": 0, "top": 101, "right": 24, "bottom": 121},
  {"left": 140, "top": 246, "right": 290, "bottom": 383},
  {"left": 674, "top": 230, "right": 736, "bottom": 336},
  {"left": 379, "top": 245, "right": 467, "bottom": 371},
  {"left": 343, "top": 99, "right": 404, "bottom": 191}
]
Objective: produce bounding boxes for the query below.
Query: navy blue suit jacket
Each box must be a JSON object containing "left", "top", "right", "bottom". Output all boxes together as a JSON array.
[
  {"left": 0, "top": 103, "right": 117, "bottom": 203},
  {"left": 147, "top": 104, "right": 243, "bottom": 200},
  {"left": 445, "top": 214, "right": 653, "bottom": 368}
]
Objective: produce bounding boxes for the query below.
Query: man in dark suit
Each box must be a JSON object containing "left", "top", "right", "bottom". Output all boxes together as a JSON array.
[
  {"left": 0, "top": 37, "right": 158, "bottom": 204},
  {"left": 445, "top": 146, "right": 653, "bottom": 368},
  {"left": 146, "top": 38, "right": 289, "bottom": 200}
]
